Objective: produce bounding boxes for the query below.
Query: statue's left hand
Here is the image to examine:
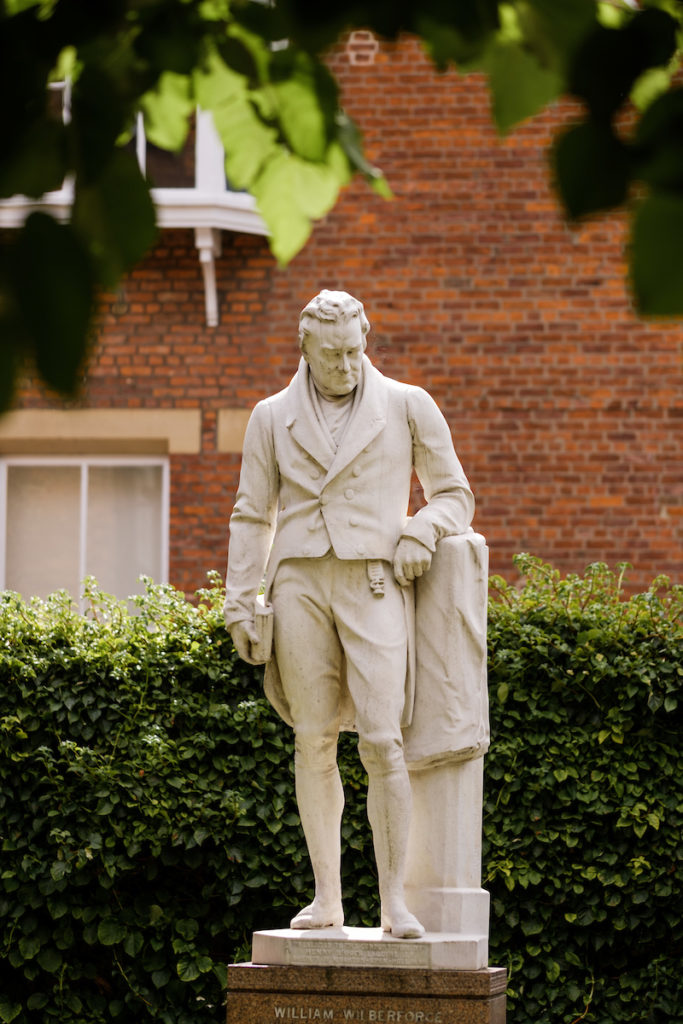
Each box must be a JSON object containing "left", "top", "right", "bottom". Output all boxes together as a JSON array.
[
  {"left": 229, "top": 619, "right": 261, "bottom": 665},
  {"left": 393, "top": 537, "right": 432, "bottom": 587}
]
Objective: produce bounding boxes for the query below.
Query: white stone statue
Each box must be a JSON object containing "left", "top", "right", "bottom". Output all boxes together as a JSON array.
[{"left": 224, "top": 290, "right": 477, "bottom": 941}]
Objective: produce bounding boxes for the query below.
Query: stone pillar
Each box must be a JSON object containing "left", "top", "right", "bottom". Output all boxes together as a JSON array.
[
  {"left": 402, "top": 532, "right": 490, "bottom": 964},
  {"left": 404, "top": 758, "right": 489, "bottom": 939}
]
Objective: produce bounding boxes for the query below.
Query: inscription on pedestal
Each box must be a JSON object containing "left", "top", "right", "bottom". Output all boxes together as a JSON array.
[
  {"left": 272, "top": 1006, "right": 443, "bottom": 1023},
  {"left": 283, "top": 940, "right": 430, "bottom": 969}
]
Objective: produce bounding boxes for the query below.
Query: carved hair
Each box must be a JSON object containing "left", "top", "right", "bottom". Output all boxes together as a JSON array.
[{"left": 298, "top": 290, "right": 370, "bottom": 349}]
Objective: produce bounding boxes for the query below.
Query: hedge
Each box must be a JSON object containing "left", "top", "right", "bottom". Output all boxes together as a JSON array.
[
  {"left": 485, "top": 556, "right": 682, "bottom": 1023},
  {"left": 0, "top": 558, "right": 681, "bottom": 1024}
]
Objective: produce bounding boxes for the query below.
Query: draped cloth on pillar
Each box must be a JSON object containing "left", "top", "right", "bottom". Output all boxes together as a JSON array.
[{"left": 403, "top": 530, "right": 490, "bottom": 770}]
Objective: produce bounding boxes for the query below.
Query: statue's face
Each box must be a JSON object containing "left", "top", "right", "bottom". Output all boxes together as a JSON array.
[{"left": 303, "top": 318, "right": 366, "bottom": 398}]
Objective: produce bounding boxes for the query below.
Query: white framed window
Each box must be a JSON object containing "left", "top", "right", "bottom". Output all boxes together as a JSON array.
[{"left": 0, "top": 455, "right": 169, "bottom": 608}]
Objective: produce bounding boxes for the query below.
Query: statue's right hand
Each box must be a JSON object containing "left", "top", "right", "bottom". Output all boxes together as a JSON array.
[{"left": 229, "top": 619, "right": 261, "bottom": 665}]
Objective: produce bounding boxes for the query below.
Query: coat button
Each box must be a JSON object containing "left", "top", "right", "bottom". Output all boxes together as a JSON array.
[
  {"left": 344, "top": 488, "right": 354, "bottom": 500},
  {"left": 349, "top": 516, "right": 359, "bottom": 527},
  {"left": 356, "top": 544, "right": 366, "bottom": 556},
  {"left": 303, "top": 545, "right": 312, "bottom": 555},
  {"left": 320, "top": 493, "right": 329, "bottom": 506},
  {"left": 352, "top": 466, "right": 361, "bottom": 477},
  {"left": 310, "top": 469, "right": 320, "bottom": 480}
]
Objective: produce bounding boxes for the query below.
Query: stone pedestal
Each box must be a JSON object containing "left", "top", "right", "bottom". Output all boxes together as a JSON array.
[
  {"left": 404, "top": 759, "right": 489, "bottom": 957},
  {"left": 251, "top": 928, "right": 487, "bottom": 972},
  {"left": 226, "top": 962, "right": 507, "bottom": 1024}
]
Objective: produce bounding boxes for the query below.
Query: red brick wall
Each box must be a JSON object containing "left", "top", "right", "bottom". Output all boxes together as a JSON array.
[{"left": 14, "top": 35, "right": 683, "bottom": 594}]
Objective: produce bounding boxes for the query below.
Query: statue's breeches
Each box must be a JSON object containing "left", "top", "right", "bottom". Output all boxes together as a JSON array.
[{"left": 271, "top": 553, "right": 408, "bottom": 760}]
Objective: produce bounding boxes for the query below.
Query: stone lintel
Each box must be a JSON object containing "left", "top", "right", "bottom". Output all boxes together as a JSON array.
[
  {"left": 216, "top": 408, "right": 252, "bottom": 453},
  {"left": 0, "top": 409, "right": 201, "bottom": 454}
]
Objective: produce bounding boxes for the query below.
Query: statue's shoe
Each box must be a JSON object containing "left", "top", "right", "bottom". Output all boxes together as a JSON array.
[
  {"left": 381, "top": 906, "right": 425, "bottom": 940},
  {"left": 290, "top": 901, "right": 344, "bottom": 929}
]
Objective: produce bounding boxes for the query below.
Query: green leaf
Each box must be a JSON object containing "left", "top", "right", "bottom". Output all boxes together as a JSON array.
[
  {"left": 634, "top": 88, "right": 683, "bottom": 193},
  {"left": 335, "top": 111, "right": 387, "bottom": 191},
  {"left": 417, "top": 2, "right": 500, "bottom": 69},
  {"left": 269, "top": 53, "right": 335, "bottom": 162},
  {"left": 528, "top": 0, "right": 596, "bottom": 51},
  {"left": 70, "top": 65, "right": 130, "bottom": 186},
  {"left": 123, "top": 931, "right": 144, "bottom": 956},
  {"left": 631, "top": 66, "right": 672, "bottom": 112},
  {"left": 516, "top": 0, "right": 597, "bottom": 74},
  {"left": 10, "top": 212, "right": 94, "bottom": 395},
  {"left": 218, "top": 34, "right": 260, "bottom": 81},
  {"left": 27, "top": 994, "right": 48, "bottom": 1011},
  {"left": 177, "top": 955, "right": 201, "bottom": 982},
  {"left": 570, "top": 9, "right": 678, "bottom": 120},
  {"left": 0, "top": 998, "right": 21, "bottom": 1024},
  {"left": 72, "top": 149, "right": 158, "bottom": 288},
  {"left": 65, "top": 993, "right": 82, "bottom": 1014},
  {"left": 418, "top": 18, "right": 487, "bottom": 70},
  {"left": 553, "top": 120, "right": 631, "bottom": 218},
  {"left": 252, "top": 149, "right": 345, "bottom": 264},
  {"left": 97, "top": 918, "right": 127, "bottom": 946},
  {"left": 47, "top": 900, "right": 68, "bottom": 920},
  {"left": 194, "top": 48, "right": 278, "bottom": 190},
  {"left": 546, "top": 959, "right": 561, "bottom": 983},
  {"left": 485, "top": 40, "right": 563, "bottom": 134},
  {"left": 37, "top": 947, "right": 63, "bottom": 972},
  {"left": 140, "top": 72, "right": 194, "bottom": 153},
  {"left": 213, "top": 962, "right": 228, "bottom": 987},
  {"left": 19, "top": 934, "right": 41, "bottom": 959},
  {"left": 0, "top": 116, "right": 67, "bottom": 199},
  {"left": 175, "top": 918, "right": 199, "bottom": 940},
  {"left": 149, "top": 905, "right": 165, "bottom": 925},
  {"left": 632, "top": 193, "right": 683, "bottom": 314},
  {"left": 134, "top": 3, "right": 203, "bottom": 77},
  {"left": 4, "top": 0, "right": 45, "bottom": 11},
  {"left": 50, "top": 859, "right": 69, "bottom": 882}
]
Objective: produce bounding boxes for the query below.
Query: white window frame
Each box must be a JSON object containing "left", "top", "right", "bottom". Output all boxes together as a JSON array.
[{"left": 0, "top": 454, "right": 170, "bottom": 609}]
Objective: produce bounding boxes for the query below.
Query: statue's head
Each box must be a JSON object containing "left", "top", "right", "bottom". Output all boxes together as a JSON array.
[{"left": 298, "top": 290, "right": 370, "bottom": 398}]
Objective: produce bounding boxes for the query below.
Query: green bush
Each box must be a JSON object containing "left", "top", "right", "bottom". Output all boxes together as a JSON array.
[
  {"left": 486, "top": 556, "right": 683, "bottom": 1024},
  {"left": 0, "top": 576, "right": 376, "bottom": 1023},
  {"left": 0, "top": 558, "right": 681, "bottom": 1023}
]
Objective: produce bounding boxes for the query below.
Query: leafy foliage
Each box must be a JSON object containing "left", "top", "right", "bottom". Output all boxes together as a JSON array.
[
  {"left": 0, "top": 576, "right": 374, "bottom": 1022},
  {"left": 486, "top": 555, "right": 683, "bottom": 1023},
  {"left": 3, "top": 2, "right": 683, "bottom": 407},
  {"left": 0, "top": 559, "right": 681, "bottom": 1022}
]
